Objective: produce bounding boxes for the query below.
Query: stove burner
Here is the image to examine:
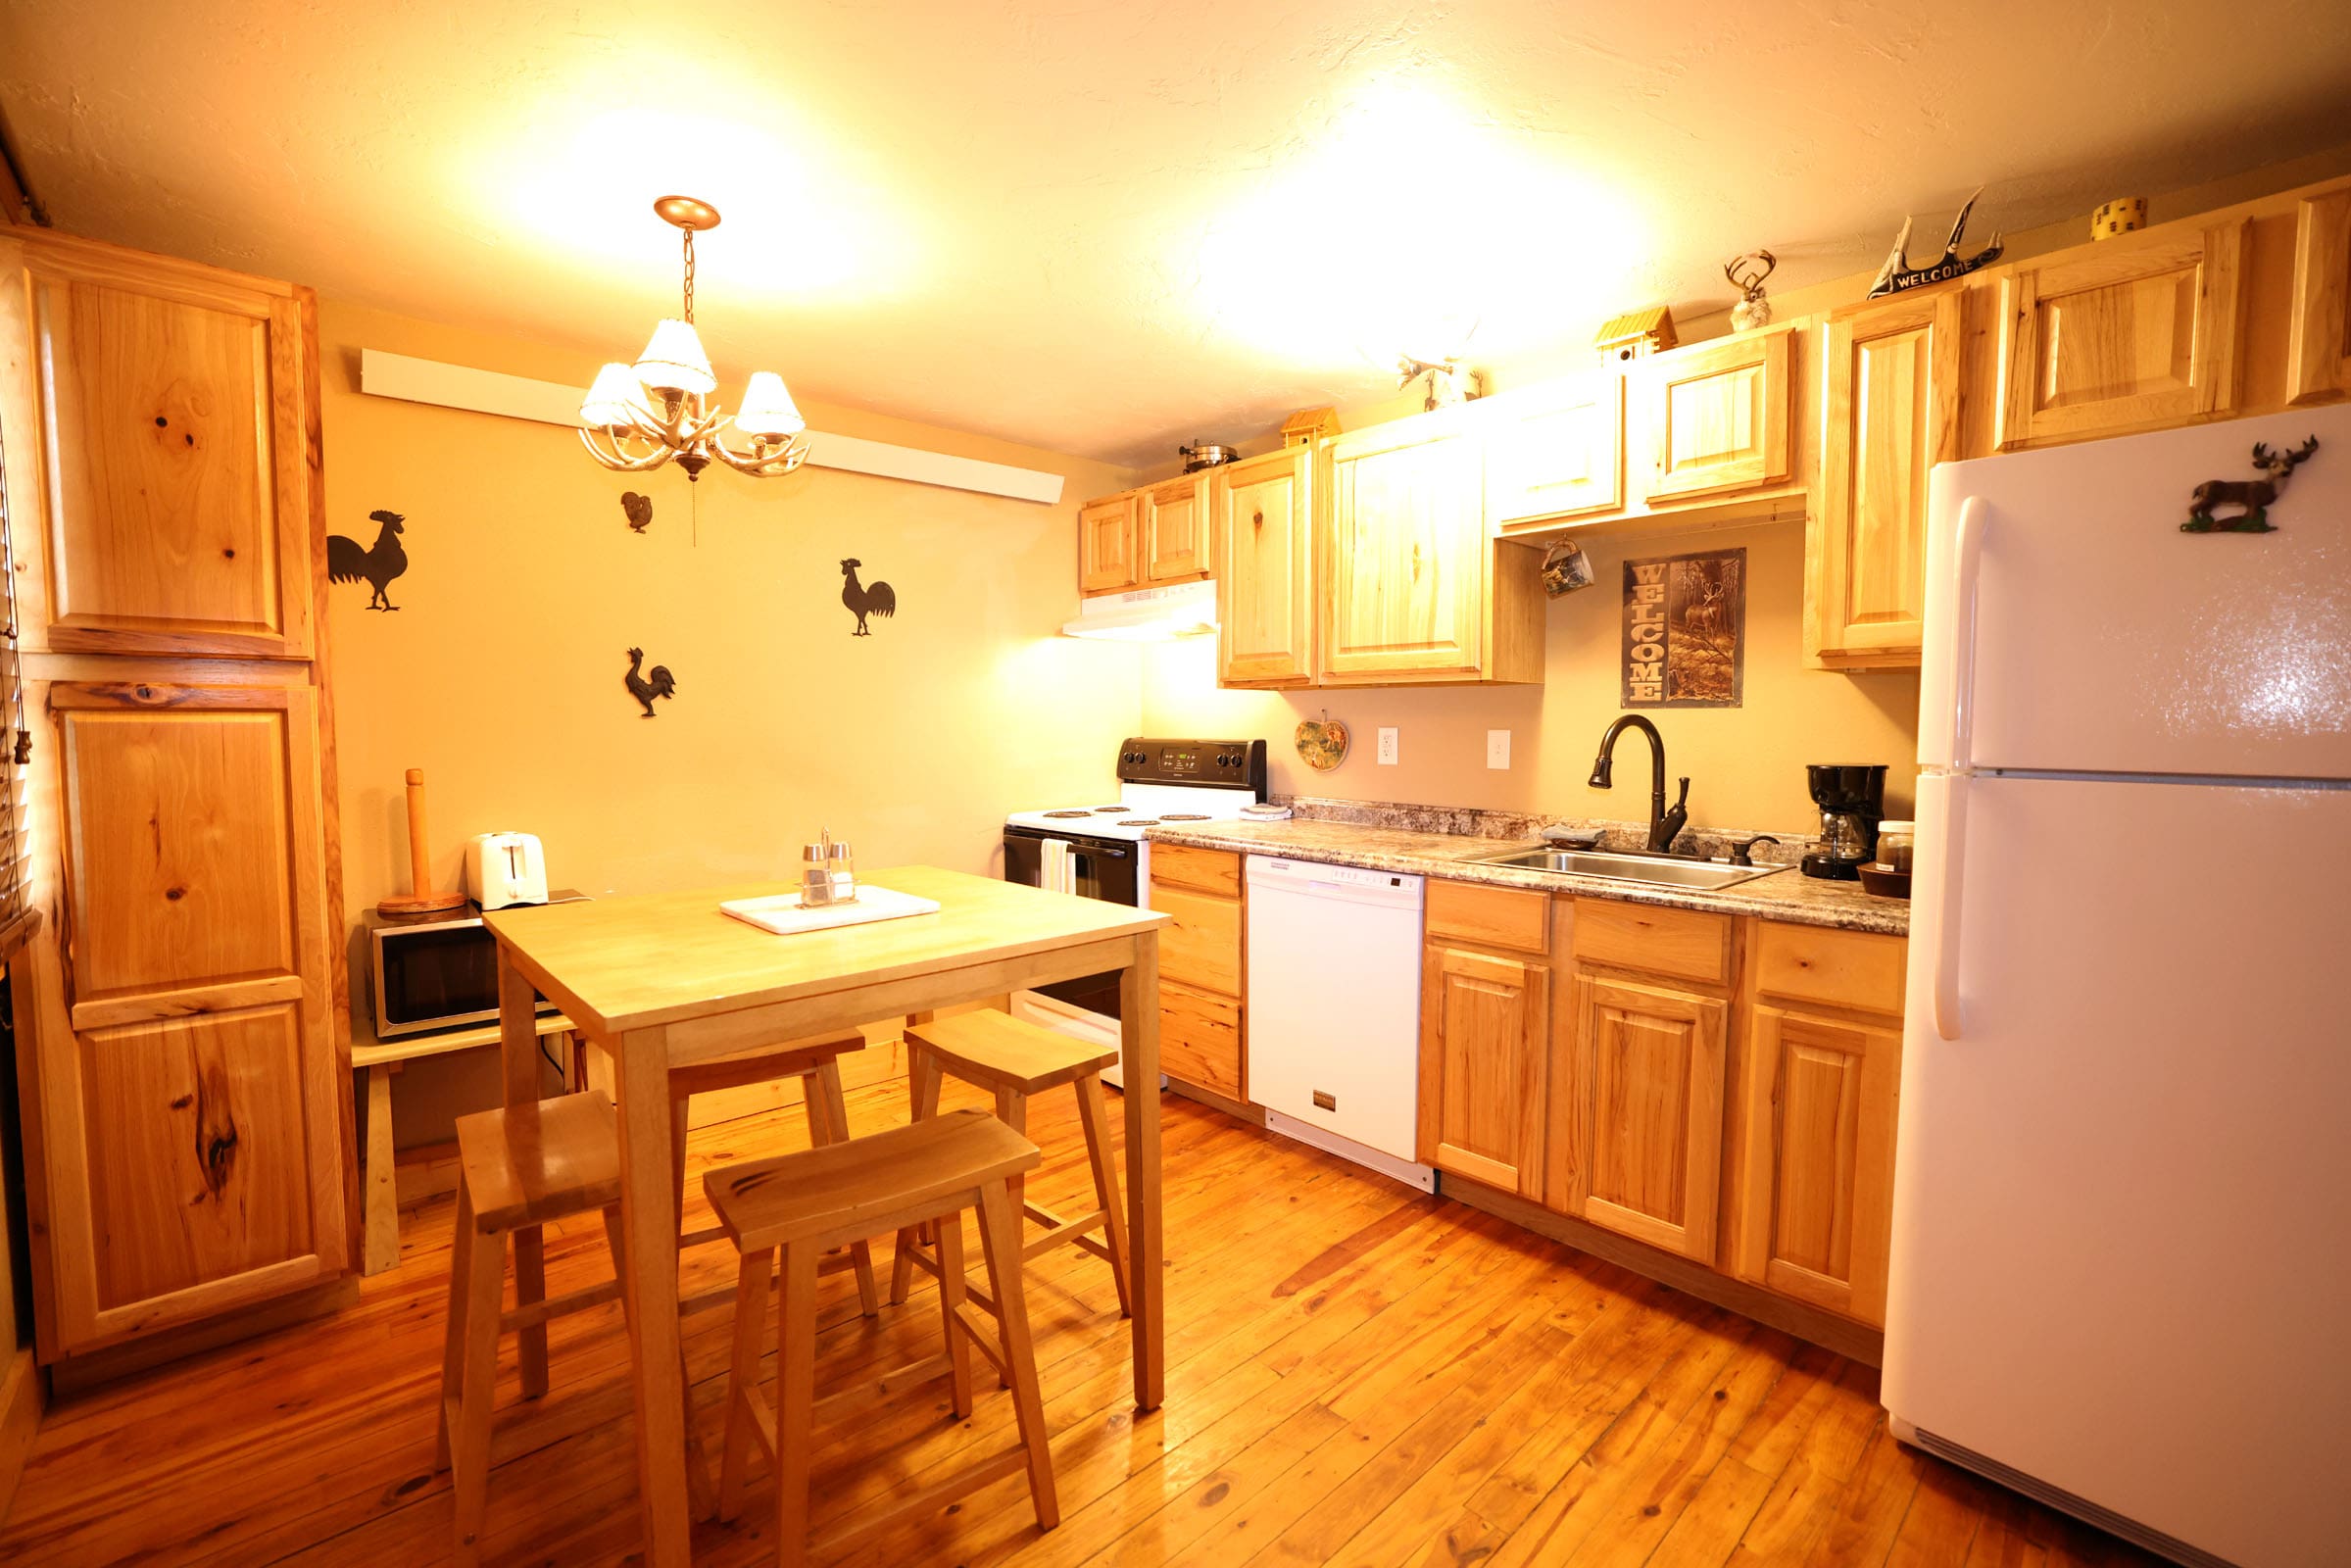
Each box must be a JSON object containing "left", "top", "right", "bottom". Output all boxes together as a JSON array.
[
  {"left": 1117, "top": 818, "right": 1158, "bottom": 827},
  {"left": 1160, "top": 812, "right": 1211, "bottom": 821},
  {"left": 1040, "top": 809, "right": 1095, "bottom": 819},
  {"left": 1090, "top": 806, "right": 1128, "bottom": 812}
]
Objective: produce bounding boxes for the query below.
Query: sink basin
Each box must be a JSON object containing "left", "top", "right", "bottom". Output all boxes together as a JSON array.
[{"left": 1459, "top": 846, "right": 1788, "bottom": 891}]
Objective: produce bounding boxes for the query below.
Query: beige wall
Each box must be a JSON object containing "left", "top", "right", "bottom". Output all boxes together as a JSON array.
[
  {"left": 1142, "top": 517, "right": 1919, "bottom": 834},
  {"left": 319, "top": 301, "right": 1142, "bottom": 1141}
]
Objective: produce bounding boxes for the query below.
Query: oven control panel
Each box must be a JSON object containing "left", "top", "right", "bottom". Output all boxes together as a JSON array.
[{"left": 1115, "top": 737, "right": 1267, "bottom": 795}]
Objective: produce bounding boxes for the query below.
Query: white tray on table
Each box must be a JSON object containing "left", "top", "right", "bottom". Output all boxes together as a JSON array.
[{"left": 720, "top": 885, "right": 942, "bottom": 935}]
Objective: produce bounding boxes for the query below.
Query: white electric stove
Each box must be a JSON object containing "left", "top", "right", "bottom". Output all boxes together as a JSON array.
[{"left": 1002, "top": 737, "right": 1266, "bottom": 1083}]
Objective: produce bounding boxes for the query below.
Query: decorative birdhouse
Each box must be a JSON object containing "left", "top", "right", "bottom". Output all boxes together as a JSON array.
[
  {"left": 1593, "top": 307, "right": 1678, "bottom": 365},
  {"left": 1281, "top": 406, "right": 1339, "bottom": 448}
]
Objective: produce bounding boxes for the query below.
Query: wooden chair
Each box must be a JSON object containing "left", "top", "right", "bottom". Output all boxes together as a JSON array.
[
  {"left": 707, "top": 1107, "right": 1059, "bottom": 1566},
  {"left": 436, "top": 1092, "right": 630, "bottom": 1565},
  {"left": 889, "top": 1010, "right": 1132, "bottom": 1320}
]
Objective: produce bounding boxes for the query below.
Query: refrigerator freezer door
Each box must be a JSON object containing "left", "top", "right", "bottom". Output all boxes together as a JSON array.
[
  {"left": 1886, "top": 773, "right": 2351, "bottom": 1567},
  {"left": 1922, "top": 406, "right": 2351, "bottom": 778}
]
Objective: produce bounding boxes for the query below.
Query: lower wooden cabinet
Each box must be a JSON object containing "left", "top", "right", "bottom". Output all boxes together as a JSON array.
[
  {"left": 1148, "top": 847, "right": 1246, "bottom": 1100},
  {"left": 1730, "top": 1004, "right": 1900, "bottom": 1324},
  {"left": 16, "top": 677, "right": 347, "bottom": 1356},
  {"left": 1159, "top": 979, "right": 1244, "bottom": 1100},
  {"left": 1416, "top": 940, "right": 1548, "bottom": 1198},
  {"left": 1563, "top": 972, "right": 1729, "bottom": 1261}
]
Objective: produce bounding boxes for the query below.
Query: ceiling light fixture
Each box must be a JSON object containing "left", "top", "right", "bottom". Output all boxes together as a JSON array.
[{"left": 579, "top": 196, "right": 808, "bottom": 483}]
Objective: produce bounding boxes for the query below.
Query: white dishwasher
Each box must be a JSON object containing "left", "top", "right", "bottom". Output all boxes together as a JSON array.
[{"left": 1245, "top": 857, "right": 1436, "bottom": 1192}]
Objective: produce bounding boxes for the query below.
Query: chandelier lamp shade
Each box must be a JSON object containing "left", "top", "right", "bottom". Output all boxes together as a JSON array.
[{"left": 578, "top": 195, "right": 809, "bottom": 482}]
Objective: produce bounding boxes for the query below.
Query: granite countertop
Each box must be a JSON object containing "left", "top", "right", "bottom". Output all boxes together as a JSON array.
[{"left": 1146, "top": 817, "right": 1910, "bottom": 936}]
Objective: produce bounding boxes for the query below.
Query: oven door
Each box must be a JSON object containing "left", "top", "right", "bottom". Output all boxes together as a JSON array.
[{"left": 1003, "top": 825, "right": 1135, "bottom": 1019}]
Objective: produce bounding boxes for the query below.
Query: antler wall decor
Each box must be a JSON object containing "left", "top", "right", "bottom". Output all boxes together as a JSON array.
[{"left": 1867, "top": 187, "right": 2004, "bottom": 298}]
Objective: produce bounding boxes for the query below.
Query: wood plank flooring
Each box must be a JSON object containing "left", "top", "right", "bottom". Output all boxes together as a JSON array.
[{"left": 0, "top": 1074, "right": 2158, "bottom": 1567}]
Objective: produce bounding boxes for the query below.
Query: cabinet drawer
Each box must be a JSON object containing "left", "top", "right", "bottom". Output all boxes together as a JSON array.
[
  {"left": 1151, "top": 843, "right": 1241, "bottom": 899},
  {"left": 1425, "top": 880, "right": 1549, "bottom": 956},
  {"left": 1572, "top": 900, "right": 1732, "bottom": 986},
  {"left": 1153, "top": 886, "right": 1241, "bottom": 995},
  {"left": 1753, "top": 923, "right": 1907, "bottom": 1016},
  {"left": 1160, "top": 981, "right": 1243, "bottom": 1098}
]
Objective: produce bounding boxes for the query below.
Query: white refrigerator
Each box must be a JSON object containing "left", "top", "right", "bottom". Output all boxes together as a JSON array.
[{"left": 1883, "top": 406, "right": 2351, "bottom": 1568}]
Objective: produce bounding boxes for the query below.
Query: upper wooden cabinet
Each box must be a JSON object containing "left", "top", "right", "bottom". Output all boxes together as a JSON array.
[
  {"left": 1485, "top": 372, "right": 1624, "bottom": 532},
  {"left": 1807, "top": 291, "right": 1961, "bottom": 668},
  {"left": 1213, "top": 444, "right": 1317, "bottom": 687},
  {"left": 1637, "top": 324, "right": 1796, "bottom": 505},
  {"left": 2288, "top": 184, "right": 2351, "bottom": 406},
  {"left": 1, "top": 227, "right": 318, "bottom": 660},
  {"left": 1078, "top": 492, "right": 1139, "bottom": 594},
  {"left": 1139, "top": 472, "right": 1210, "bottom": 583},
  {"left": 1992, "top": 219, "right": 2248, "bottom": 451},
  {"left": 20, "top": 678, "right": 345, "bottom": 1353},
  {"left": 1319, "top": 412, "right": 1543, "bottom": 686}
]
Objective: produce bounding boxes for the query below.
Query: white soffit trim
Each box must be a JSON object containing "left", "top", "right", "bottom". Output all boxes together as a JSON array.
[{"left": 358, "top": 349, "right": 1066, "bottom": 505}]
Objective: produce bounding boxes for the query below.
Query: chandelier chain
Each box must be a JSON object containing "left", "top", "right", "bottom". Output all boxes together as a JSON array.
[{"left": 681, "top": 227, "right": 696, "bottom": 323}]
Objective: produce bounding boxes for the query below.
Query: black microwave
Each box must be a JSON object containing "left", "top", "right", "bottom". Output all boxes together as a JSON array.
[{"left": 362, "top": 891, "right": 584, "bottom": 1039}]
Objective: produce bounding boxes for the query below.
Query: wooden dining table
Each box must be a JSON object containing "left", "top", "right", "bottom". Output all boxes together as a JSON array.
[{"left": 484, "top": 864, "right": 1169, "bottom": 1566}]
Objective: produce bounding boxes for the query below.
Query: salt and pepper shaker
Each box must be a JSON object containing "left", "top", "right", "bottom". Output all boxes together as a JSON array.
[{"left": 801, "top": 828, "right": 858, "bottom": 907}]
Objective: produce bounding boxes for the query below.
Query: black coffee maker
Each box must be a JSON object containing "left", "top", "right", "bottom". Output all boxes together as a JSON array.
[{"left": 1802, "top": 763, "right": 1887, "bottom": 880}]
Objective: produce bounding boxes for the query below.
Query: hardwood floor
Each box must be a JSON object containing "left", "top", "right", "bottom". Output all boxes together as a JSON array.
[{"left": 0, "top": 1073, "right": 2157, "bottom": 1567}]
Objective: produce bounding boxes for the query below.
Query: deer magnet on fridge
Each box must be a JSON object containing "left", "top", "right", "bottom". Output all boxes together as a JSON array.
[{"left": 2181, "top": 438, "right": 2320, "bottom": 533}]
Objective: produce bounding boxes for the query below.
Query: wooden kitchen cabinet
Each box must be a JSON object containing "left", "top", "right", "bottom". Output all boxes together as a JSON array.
[
  {"left": 1147, "top": 845, "right": 1246, "bottom": 1099},
  {"left": 2288, "top": 184, "right": 2351, "bottom": 406},
  {"left": 17, "top": 678, "right": 346, "bottom": 1353},
  {"left": 1213, "top": 444, "right": 1317, "bottom": 687},
  {"left": 1636, "top": 324, "right": 1796, "bottom": 505},
  {"left": 1418, "top": 940, "right": 1549, "bottom": 1199},
  {"left": 1139, "top": 472, "right": 1211, "bottom": 583},
  {"left": 1078, "top": 492, "right": 1140, "bottom": 594},
  {"left": 1731, "top": 923, "right": 1908, "bottom": 1326},
  {"left": 1992, "top": 218, "right": 2248, "bottom": 451},
  {"left": 1484, "top": 371, "right": 1625, "bottom": 532},
  {"left": 1319, "top": 411, "right": 1543, "bottom": 685},
  {"left": 3, "top": 226, "right": 318, "bottom": 660},
  {"left": 1563, "top": 972, "right": 1730, "bottom": 1262},
  {"left": 1807, "top": 291, "right": 1961, "bottom": 668}
]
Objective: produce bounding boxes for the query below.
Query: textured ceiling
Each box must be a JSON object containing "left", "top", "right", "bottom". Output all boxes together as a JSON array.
[{"left": 5, "top": 1, "right": 2349, "bottom": 467}]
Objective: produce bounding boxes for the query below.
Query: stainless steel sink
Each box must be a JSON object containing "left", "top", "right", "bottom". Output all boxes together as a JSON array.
[{"left": 1458, "top": 846, "right": 1788, "bottom": 891}]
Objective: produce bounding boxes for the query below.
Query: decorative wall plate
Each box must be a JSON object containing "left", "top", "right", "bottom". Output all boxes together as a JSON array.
[{"left": 1295, "top": 713, "right": 1349, "bottom": 771}]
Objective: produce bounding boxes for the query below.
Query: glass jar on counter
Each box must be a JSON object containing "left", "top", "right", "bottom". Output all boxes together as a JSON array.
[{"left": 1875, "top": 819, "right": 1915, "bottom": 872}]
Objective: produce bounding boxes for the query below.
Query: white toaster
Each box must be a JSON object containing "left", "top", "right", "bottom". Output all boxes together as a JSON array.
[{"left": 466, "top": 831, "right": 548, "bottom": 909}]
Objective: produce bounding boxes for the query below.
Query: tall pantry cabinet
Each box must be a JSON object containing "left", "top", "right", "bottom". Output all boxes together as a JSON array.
[{"left": 0, "top": 224, "right": 349, "bottom": 1373}]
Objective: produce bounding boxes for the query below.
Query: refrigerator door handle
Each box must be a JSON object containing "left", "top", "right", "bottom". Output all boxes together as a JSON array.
[
  {"left": 1947, "top": 497, "right": 1989, "bottom": 772},
  {"left": 1932, "top": 773, "right": 1970, "bottom": 1041}
]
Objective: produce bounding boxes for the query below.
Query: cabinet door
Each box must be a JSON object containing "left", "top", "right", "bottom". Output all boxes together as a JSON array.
[
  {"left": 1566, "top": 973, "right": 1728, "bottom": 1261},
  {"left": 2288, "top": 183, "right": 2351, "bottom": 406},
  {"left": 1151, "top": 884, "right": 1241, "bottom": 997},
  {"left": 1214, "top": 445, "right": 1316, "bottom": 686},
  {"left": 1732, "top": 1005, "right": 1900, "bottom": 1325},
  {"left": 1638, "top": 327, "right": 1793, "bottom": 504},
  {"left": 1078, "top": 493, "right": 1138, "bottom": 594},
  {"left": 1141, "top": 473, "right": 1210, "bottom": 583},
  {"left": 13, "top": 231, "right": 316, "bottom": 659},
  {"left": 1810, "top": 292, "right": 1960, "bottom": 665},
  {"left": 1416, "top": 944, "right": 1548, "bottom": 1197},
  {"left": 1993, "top": 219, "right": 2247, "bottom": 450},
  {"left": 1486, "top": 373, "right": 1624, "bottom": 531},
  {"left": 25, "top": 679, "right": 345, "bottom": 1350},
  {"left": 1320, "top": 418, "right": 1486, "bottom": 681}
]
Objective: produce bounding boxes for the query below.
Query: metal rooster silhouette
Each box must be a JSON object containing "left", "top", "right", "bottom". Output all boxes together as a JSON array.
[
  {"left": 841, "top": 559, "right": 897, "bottom": 637},
  {"left": 623, "top": 647, "right": 677, "bottom": 716},
  {"left": 1867, "top": 188, "right": 2004, "bottom": 298},
  {"left": 620, "top": 491, "right": 654, "bottom": 533}
]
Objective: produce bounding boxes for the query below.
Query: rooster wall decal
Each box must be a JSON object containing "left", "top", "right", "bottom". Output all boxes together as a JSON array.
[
  {"left": 623, "top": 647, "right": 677, "bottom": 717},
  {"left": 620, "top": 491, "right": 654, "bottom": 533},
  {"left": 841, "top": 558, "right": 897, "bottom": 637},
  {"left": 326, "top": 509, "right": 409, "bottom": 611}
]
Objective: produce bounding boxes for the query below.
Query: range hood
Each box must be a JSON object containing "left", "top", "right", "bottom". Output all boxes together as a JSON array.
[{"left": 1060, "top": 578, "right": 1218, "bottom": 641}]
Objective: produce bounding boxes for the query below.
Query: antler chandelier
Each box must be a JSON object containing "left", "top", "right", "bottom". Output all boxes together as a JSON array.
[{"left": 578, "top": 196, "right": 808, "bottom": 482}]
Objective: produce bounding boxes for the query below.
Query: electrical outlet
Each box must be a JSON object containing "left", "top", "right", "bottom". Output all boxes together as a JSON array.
[
  {"left": 1487, "top": 729, "right": 1511, "bottom": 769},
  {"left": 1377, "top": 727, "right": 1399, "bottom": 765}
]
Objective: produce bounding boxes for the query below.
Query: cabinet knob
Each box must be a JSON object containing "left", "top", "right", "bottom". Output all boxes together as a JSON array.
[{"left": 1251, "top": 510, "right": 1264, "bottom": 530}]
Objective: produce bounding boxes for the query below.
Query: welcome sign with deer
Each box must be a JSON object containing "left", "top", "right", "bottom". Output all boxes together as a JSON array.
[{"left": 1622, "top": 548, "right": 1745, "bottom": 708}]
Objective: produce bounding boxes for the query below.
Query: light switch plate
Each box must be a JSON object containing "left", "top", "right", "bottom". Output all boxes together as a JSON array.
[
  {"left": 1378, "top": 727, "right": 1399, "bottom": 765},
  {"left": 1487, "top": 729, "right": 1511, "bottom": 769}
]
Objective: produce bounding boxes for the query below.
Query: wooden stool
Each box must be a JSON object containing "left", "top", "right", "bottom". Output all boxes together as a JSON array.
[
  {"left": 889, "top": 1010, "right": 1132, "bottom": 1320},
  {"left": 437, "top": 1093, "right": 631, "bottom": 1565},
  {"left": 708, "top": 1107, "right": 1059, "bottom": 1565}
]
